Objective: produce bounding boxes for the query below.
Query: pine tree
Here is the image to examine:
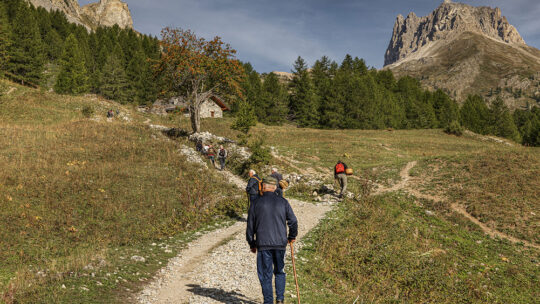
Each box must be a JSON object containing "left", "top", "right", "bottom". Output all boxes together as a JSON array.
[
  {"left": 126, "top": 49, "right": 149, "bottom": 104},
  {"left": 7, "top": 1, "right": 45, "bottom": 85},
  {"left": 43, "top": 29, "right": 63, "bottom": 61},
  {"left": 100, "top": 53, "right": 129, "bottom": 102},
  {"left": 489, "top": 97, "right": 521, "bottom": 142},
  {"left": 432, "top": 89, "right": 459, "bottom": 128},
  {"left": 54, "top": 34, "right": 88, "bottom": 95},
  {"left": 261, "top": 73, "right": 288, "bottom": 125},
  {"left": 460, "top": 95, "right": 491, "bottom": 134},
  {"left": 0, "top": 1, "right": 11, "bottom": 76},
  {"left": 289, "top": 56, "right": 319, "bottom": 127},
  {"left": 239, "top": 62, "right": 263, "bottom": 116},
  {"left": 232, "top": 99, "right": 257, "bottom": 135}
]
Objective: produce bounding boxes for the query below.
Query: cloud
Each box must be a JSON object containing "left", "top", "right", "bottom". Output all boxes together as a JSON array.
[{"left": 79, "top": 0, "right": 540, "bottom": 71}]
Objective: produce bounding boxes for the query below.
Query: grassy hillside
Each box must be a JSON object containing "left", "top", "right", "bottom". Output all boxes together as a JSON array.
[
  {"left": 1, "top": 80, "right": 538, "bottom": 303},
  {"left": 0, "top": 82, "right": 244, "bottom": 303},
  {"left": 290, "top": 194, "right": 539, "bottom": 303},
  {"left": 158, "top": 116, "right": 540, "bottom": 303}
]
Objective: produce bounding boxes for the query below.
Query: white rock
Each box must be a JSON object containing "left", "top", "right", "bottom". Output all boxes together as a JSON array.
[{"left": 131, "top": 256, "right": 146, "bottom": 263}]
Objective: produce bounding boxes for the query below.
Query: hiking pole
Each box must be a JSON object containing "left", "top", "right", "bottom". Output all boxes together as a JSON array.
[{"left": 289, "top": 241, "right": 301, "bottom": 304}]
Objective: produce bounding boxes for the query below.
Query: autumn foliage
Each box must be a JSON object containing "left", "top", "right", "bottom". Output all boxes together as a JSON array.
[{"left": 155, "top": 27, "right": 244, "bottom": 132}]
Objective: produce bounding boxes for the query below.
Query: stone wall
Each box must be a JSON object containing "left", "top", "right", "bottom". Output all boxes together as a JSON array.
[{"left": 200, "top": 99, "right": 223, "bottom": 118}]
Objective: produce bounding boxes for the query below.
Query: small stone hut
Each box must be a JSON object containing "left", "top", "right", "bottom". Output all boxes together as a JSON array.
[
  {"left": 200, "top": 96, "right": 229, "bottom": 118},
  {"left": 151, "top": 95, "right": 230, "bottom": 118}
]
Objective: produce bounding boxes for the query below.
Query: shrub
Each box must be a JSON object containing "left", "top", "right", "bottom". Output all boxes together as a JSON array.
[
  {"left": 81, "top": 105, "right": 94, "bottom": 118},
  {"left": 0, "top": 81, "right": 6, "bottom": 97},
  {"left": 239, "top": 138, "right": 271, "bottom": 174},
  {"left": 444, "top": 120, "right": 463, "bottom": 136}
]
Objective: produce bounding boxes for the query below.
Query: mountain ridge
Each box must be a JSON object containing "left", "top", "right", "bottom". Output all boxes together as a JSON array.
[
  {"left": 384, "top": 1, "right": 540, "bottom": 108},
  {"left": 28, "top": 0, "right": 133, "bottom": 30}
]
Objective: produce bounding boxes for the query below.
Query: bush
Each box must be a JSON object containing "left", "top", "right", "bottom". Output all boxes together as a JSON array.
[
  {"left": 81, "top": 105, "right": 94, "bottom": 118},
  {"left": 444, "top": 120, "right": 463, "bottom": 136},
  {"left": 238, "top": 138, "right": 271, "bottom": 174}
]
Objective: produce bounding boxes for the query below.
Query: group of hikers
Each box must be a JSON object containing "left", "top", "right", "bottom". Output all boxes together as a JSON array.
[
  {"left": 106, "top": 109, "right": 119, "bottom": 118},
  {"left": 195, "top": 140, "right": 228, "bottom": 170},
  {"left": 245, "top": 161, "right": 350, "bottom": 304}
]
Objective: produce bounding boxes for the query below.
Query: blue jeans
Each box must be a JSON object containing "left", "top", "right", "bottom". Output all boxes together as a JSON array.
[{"left": 257, "top": 249, "right": 286, "bottom": 304}]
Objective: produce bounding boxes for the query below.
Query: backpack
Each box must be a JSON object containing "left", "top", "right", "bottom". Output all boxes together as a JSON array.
[
  {"left": 335, "top": 163, "right": 345, "bottom": 174},
  {"left": 278, "top": 179, "right": 289, "bottom": 190},
  {"left": 219, "top": 149, "right": 226, "bottom": 157},
  {"left": 253, "top": 176, "right": 263, "bottom": 196}
]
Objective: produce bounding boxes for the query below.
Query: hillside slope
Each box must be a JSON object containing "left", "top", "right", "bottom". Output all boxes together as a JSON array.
[
  {"left": 0, "top": 81, "right": 243, "bottom": 303},
  {"left": 385, "top": 1, "right": 540, "bottom": 108}
]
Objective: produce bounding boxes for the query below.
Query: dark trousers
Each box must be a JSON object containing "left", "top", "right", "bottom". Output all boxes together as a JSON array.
[
  {"left": 257, "top": 249, "right": 286, "bottom": 304},
  {"left": 248, "top": 195, "right": 258, "bottom": 212},
  {"left": 219, "top": 158, "right": 226, "bottom": 170}
]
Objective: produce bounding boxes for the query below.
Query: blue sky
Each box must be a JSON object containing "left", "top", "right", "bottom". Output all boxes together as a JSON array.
[{"left": 79, "top": 0, "right": 540, "bottom": 72}]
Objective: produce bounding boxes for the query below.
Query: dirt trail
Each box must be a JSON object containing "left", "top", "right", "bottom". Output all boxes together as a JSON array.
[
  {"left": 373, "top": 161, "right": 417, "bottom": 194},
  {"left": 139, "top": 123, "right": 537, "bottom": 304},
  {"left": 138, "top": 141, "right": 332, "bottom": 303},
  {"left": 392, "top": 162, "right": 540, "bottom": 250}
]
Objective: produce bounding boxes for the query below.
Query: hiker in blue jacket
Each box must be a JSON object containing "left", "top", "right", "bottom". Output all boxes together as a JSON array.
[
  {"left": 246, "top": 176, "right": 298, "bottom": 304},
  {"left": 245, "top": 169, "right": 262, "bottom": 206}
]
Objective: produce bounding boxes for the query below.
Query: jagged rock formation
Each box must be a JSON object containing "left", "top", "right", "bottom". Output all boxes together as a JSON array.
[
  {"left": 384, "top": 1, "right": 540, "bottom": 108},
  {"left": 385, "top": 1, "right": 525, "bottom": 66},
  {"left": 28, "top": 0, "right": 133, "bottom": 30},
  {"left": 81, "top": 0, "right": 133, "bottom": 29},
  {"left": 29, "top": 0, "right": 85, "bottom": 26}
]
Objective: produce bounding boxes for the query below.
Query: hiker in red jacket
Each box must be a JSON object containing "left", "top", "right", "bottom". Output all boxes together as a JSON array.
[
  {"left": 207, "top": 145, "right": 216, "bottom": 168},
  {"left": 334, "top": 160, "right": 348, "bottom": 198}
]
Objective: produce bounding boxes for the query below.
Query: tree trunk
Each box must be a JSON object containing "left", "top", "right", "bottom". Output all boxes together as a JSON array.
[{"left": 190, "top": 103, "right": 201, "bottom": 133}]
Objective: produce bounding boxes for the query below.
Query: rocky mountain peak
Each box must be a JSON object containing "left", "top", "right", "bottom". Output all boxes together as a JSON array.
[
  {"left": 28, "top": 0, "right": 133, "bottom": 30},
  {"left": 81, "top": 0, "right": 133, "bottom": 29},
  {"left": 384, "top": 1, "right": 525, "bottom": 66}
]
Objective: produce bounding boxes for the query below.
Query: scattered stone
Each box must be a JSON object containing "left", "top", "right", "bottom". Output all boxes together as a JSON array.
[{"left": 131, "top": 256, "right": 146, "bottom": 263}]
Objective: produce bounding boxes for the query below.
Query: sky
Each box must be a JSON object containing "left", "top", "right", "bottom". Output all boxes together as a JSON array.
[{"left": 78, "top": 0, "right": 540, "bottom": 73}]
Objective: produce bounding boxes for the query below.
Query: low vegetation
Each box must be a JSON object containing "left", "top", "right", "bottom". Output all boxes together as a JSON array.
[
  {"left": 287, "top": 194, "right": 539, "bottom": 303},
  {"left": 414, "top": 151, "right": 540, "bottom": 244},
  {"left": 0, "top": 84, "right": 244, "bottom": 303}
]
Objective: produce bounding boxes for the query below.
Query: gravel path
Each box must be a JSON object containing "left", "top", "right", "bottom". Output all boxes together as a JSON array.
[{"left": 137, "top": 142, "right": 334, "bottom": 303}]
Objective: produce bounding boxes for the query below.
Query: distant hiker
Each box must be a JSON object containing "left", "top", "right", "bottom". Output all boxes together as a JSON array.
[
  {"left": 207, "top": 145, "right": 217, "bottom": 168},
  {"left": 271, "top": 168, "right": 284, "bottom": 197},
  {"left": 195, "top": 140, "right": 203, "bottom": 153},
  {"left": 202, "top": 144, "right": 209, "bottom": 155},
  {"left": 334, "top": 160, "right": 348, "bottom": 198},
  {"left": 246, "top": 169, "right": 262, "bottom": 208},
  {"left": 218, "top": 145, "right": 228, "bottom": 171},
  {"left": 246, "top": 176, "right": 298, "bottom": 304},
  {"left": 107, "top": 109, "right": 114, "bottom": 118}
]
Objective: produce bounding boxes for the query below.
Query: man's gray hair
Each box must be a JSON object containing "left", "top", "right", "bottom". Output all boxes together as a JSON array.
[
  {"left": 271, "top": 168, "right": 278, "bottom": 173},
  {"left": 249, "top": 169, "right": 256, "bottom": 175}
]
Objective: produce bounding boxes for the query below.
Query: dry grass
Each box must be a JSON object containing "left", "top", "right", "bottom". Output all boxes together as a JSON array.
[
  {"left": 289, "top": 194, "right": 540, "bottom": 303},
  {"left": 0, "top": 82, "right": 243, "bottom": 302},
  {"left": 416, "top": 151, "right": 540, "bottom": 244}
]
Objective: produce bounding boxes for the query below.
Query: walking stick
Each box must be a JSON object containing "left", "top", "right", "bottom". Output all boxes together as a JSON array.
[{"left": 289, "top": 241, "right": 301, "bottom": 304}]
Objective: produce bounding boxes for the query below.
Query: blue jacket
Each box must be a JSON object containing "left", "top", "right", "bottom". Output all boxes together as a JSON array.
[
  {"left": 271, "top": 172, "right": 284, "bottom": 197},
  {"left": 246, "top": 174, "right": 262, "bottom": 201},
  {"left": 246, "top": 192, "right": 298, "bottom": 250}
]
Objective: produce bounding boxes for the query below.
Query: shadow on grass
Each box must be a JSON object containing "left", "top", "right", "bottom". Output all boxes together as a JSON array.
[{"left": 186, "top": 284, "right": 258, "bottom": 304}]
